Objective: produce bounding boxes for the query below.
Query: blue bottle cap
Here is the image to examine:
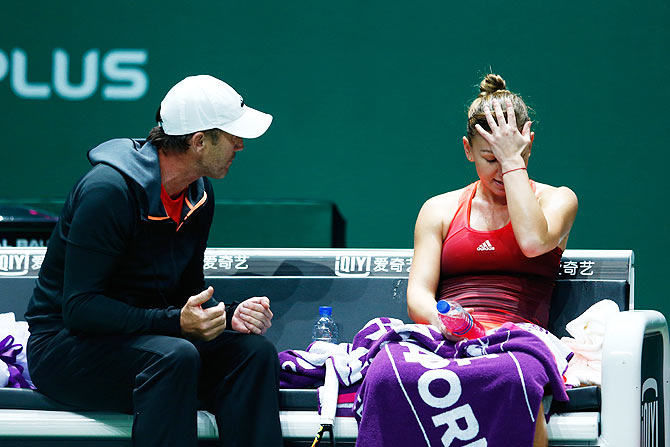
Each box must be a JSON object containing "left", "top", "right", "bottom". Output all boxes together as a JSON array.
[
  {"left": 436, "top": 300, "right": 451, "bottom": 314},
  {"left": 319, "top": 306, "right": 333, "bottom": 316}
]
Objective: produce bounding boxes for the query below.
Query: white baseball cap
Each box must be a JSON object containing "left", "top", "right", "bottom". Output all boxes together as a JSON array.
[{"left": 159, "top": 75, "right": 273, "bottom": 138}]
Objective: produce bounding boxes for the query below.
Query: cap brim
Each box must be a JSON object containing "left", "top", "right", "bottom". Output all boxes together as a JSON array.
[{"left": 218, "top": 106, "right": 273, "bottom": 139}]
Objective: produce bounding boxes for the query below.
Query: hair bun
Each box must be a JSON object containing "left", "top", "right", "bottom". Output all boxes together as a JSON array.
[{"left": 479, "top": 74, "right": 507, "bottom": 96}]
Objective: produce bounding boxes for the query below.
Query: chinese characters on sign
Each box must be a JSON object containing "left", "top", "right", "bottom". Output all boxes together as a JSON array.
[
  {"left": 558, "top": 260, "right": 595, "bottom": 277},
  {"left": 31, "top": 255, "right": 45, "bottom": 270},
  {"left": 372, "top": 257, "right": 412, "bottom": 273},
  {"left": 203, "top": 255, "right": 249, "bottom": 271}
]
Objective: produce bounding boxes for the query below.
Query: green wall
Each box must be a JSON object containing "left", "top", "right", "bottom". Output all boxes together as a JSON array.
[{"left": 1, "top": 2, "right": 668, "bottom": 317}]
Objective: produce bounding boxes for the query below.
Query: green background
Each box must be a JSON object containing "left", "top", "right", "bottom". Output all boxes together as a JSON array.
[{"left": 1, "top": 2, "right": 667, "bottom": 317}]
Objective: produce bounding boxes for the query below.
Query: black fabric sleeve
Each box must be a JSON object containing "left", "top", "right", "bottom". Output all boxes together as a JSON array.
[
  {"left": 62, "top": 172, "right": 181, "bottom": 336},
  {"left": 63, "top": 244, "right": 181, "bottom": 335}
]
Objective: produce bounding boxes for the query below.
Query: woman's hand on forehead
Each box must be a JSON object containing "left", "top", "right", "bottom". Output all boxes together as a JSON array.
[{"left": 474, "top": 98, "right": 532, "bottom": 171}]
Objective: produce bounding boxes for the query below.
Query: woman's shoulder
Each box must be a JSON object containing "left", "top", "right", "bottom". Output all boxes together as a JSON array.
[
  {"left": 422, "top": 187, "right": 466, "bottom": 212},
  {"left": 533, "top": 181, "right": 578, "bottom": 207},
  {"left": 416, "top": 187, "right": 467, "bottom": 233}
]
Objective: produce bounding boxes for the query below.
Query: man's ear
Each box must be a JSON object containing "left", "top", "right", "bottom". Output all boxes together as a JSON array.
[
  {"left": 190, "top": 132, "right": 206, "bottom": 153},
  {"left": 463, "top": 136, "right": 474, "bottom": 162}
]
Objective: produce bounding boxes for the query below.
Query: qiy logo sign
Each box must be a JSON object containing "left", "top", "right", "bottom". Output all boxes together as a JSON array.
[
  {"left": 0, "top": 48, "right": 148, "bottom": 100},
  {"left": 335, "top": 255, "right": 371, "bottom": 277},
  {"left": 0, "top": 254, "right": 29, "bottom": 276}
]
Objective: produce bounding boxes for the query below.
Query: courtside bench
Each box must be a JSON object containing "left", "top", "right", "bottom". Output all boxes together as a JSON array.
[{"left": 0, "top": 248, "right": 667, "bottom": 446}]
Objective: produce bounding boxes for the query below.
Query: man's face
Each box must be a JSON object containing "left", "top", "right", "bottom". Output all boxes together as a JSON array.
[{"left": 198, "top": 130, "right": 244, "bottom": 179}]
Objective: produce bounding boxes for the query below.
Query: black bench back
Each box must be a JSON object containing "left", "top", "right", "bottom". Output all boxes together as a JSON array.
[{"left": 0, "top": 248, "right": 634, "bottom": 350}]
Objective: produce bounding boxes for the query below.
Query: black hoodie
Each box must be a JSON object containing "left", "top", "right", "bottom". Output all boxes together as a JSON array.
[{"left": 25, "top": 139, "right": 230, "bottom": 337}]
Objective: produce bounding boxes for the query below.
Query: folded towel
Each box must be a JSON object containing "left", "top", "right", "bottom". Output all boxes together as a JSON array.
[{"left": 560, "top": 299, "right": 620, "bottom": 387}]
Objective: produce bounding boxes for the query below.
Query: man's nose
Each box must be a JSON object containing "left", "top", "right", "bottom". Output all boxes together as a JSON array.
[{"left": 235, "top": 138, "right": 244, "bottom": 151}]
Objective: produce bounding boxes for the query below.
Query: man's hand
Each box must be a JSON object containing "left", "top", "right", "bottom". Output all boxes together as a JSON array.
[
  {"left": 180, "top": 286, "right": 227, "bottom": 341},
  {"left": 231, "top": 296, "right": 273, "bottom": 335}
]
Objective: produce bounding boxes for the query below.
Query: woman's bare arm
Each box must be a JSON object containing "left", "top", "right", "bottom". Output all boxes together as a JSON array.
[
  {"left": 476, "top": 99, "right": 578, "bottom": 257},
  {"left": 407, "top": 193, "right": 463, "bottom": 340}
]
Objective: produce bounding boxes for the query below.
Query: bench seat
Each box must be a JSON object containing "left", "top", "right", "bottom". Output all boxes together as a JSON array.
[
  {"left": 0, "top": 386, "right": 601, "bottom": 414},
  {"left": 0, "top": 386, "right": 603, "bottom": 446},
  {"left": 0, "top": 405, "right": 601, "bottom": 446}
]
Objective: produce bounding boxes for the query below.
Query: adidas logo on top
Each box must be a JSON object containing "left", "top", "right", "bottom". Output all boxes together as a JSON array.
[{"left": 476, "top": 240, "right": 495, "bottom": 251}]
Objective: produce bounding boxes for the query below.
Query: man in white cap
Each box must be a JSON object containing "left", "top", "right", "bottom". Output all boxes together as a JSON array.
[{"left": 25, "top": 75, "right": 282, "bottom": 446}]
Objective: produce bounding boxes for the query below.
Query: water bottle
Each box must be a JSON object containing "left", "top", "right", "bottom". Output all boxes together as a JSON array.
[
  {"left": 312, "top": 306, "right": 339, "bottom": 344},
  {"left": 436, "top": 300, "right": 486, "bottom": 339}
]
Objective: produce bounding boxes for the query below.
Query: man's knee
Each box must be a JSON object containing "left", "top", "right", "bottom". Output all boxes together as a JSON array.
[
  {"left": 242, "top": 334, "right": 279, "bottom": 368},
  {"left": 250, "top": 334, "right": 278, "bottom": 357},
  {"left": 161, "top": 338, "right": 201, "bottom": 372}
]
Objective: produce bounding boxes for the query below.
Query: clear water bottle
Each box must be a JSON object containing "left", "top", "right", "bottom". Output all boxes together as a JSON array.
[
  {"left": 312, "top": 306, "right": 339, "bottom": 344},
  {"left": 436, "top": 300, "right": 486, "bottom": 339}
]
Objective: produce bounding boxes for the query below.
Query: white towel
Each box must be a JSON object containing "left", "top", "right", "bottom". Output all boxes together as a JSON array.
[
  {"left": 560, "top": 300, "right": 620, "bottom": 387},
  {"left": 318, "top": 359, "right": 339, "bottom": 424}
]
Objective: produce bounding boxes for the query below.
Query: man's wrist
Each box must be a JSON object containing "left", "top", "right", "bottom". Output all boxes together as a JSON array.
[{"left": 154, "top": 307, "right": 182, "bottom": 336}]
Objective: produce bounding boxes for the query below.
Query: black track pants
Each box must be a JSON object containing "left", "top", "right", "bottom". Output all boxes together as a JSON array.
[{"left": 27, "top": 329, "right": 282, "bottom": 447}]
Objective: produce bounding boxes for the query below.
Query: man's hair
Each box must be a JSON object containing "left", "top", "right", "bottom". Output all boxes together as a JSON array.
[{"left": 147, "top": 106, "right": 220, "bottom": 155}]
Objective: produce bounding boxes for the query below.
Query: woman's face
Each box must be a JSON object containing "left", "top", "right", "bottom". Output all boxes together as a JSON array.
[{"left": 462, "top": 135, "right": 531, "bottom": 197}]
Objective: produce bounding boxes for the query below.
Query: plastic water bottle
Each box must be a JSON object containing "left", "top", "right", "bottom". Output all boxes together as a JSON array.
[
  {"left": 436, "top": 300, "right": 486, "bottom": 339},
  {"left": 312, "top": 306, "right": 339, "bottom": 344}
]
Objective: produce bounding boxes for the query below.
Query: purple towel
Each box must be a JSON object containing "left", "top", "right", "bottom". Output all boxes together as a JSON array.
[
  {"left": 280, "top": 318, "right": 570, "bottom": 446},
  {"left": 0, "top": 335, "right": 33, "bottom": 389},
  {"left": 0, "top": 312, "right": 34, "bottom": 389}
]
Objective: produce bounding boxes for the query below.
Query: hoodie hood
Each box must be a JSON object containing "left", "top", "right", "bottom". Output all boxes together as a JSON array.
[{"left": 87, "top": 139, "right": 206, "bottom": 222}]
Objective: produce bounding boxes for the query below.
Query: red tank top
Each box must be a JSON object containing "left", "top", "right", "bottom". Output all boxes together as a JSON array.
[{"left": 437, "top": 181, "right": 562, "bottom": 329}]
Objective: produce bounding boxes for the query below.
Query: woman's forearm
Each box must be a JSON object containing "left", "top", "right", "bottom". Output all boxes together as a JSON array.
[
  {"left": 407, "top": 286, "right": 440, "bottom": 326},
  {"left": 501, "top": 165, "right": 552, "bottom": 257}
]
